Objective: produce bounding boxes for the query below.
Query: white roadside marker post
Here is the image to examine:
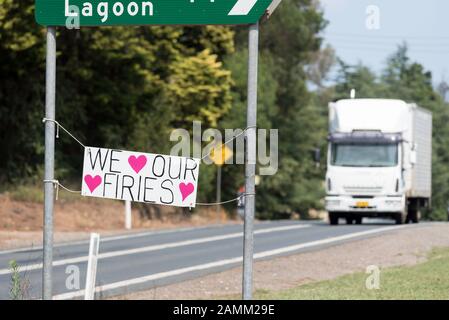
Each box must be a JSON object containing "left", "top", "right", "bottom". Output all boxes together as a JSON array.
[
  {"left": 125, "top": 200, "right": 132, "bottom": 230},
  {"left": 85, "top": 233, "right": 100, "bottom": 300}
]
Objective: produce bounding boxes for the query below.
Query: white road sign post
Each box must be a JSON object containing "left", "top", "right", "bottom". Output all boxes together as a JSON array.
[
  {"left": 84, "top": 233, "right": 100, "bottom": 300},
  {"left": 125, "top": 200, "right": 132, "bottom": 230}
]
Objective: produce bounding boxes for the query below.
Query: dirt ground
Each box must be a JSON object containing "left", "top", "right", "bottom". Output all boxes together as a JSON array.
[
  {"left": 115, "top": 223, "right": 449, "bottom": 300},
  {"left": 0, "top": 193, "right": 238, "bottom": 250}
]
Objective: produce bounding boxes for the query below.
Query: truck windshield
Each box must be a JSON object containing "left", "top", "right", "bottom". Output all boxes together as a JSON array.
[{"left": 331, "top": 144, "right": 398, "bottom": 167}]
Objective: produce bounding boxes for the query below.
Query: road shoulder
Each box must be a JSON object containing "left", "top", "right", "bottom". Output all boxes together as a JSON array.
[{"left": 114, "top": 223, "right": 449, "bottom": 300}]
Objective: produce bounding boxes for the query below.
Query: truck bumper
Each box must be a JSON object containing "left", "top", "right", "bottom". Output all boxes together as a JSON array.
[{"left": 325, "top": 195, "right": 405, "bottom": 213}]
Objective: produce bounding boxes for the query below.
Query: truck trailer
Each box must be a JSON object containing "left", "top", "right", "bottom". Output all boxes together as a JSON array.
[{"left": 325, "top": 99, "right": 432, "bottom": 225}]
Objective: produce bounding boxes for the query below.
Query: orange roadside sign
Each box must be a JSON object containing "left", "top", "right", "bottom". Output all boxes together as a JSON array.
[{"left": 210, "top": 144, "right": 233, "bottom": 166}]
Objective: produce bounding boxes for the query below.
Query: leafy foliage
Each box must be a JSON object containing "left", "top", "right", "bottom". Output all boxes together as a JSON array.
[
  {"left": 1, "top": 0, "right": 447, "bottom": 221},
  {"left": 166, "top": 49, "right": 233, "bottom": 128},
  {"left": 0, "top": 0, "right": 234, "bottom": 185},
  {"left": 222, "top": 0, "right": 327, "bottom": 219},
  {"left": 9, "top": 260, "right": 30, "bottom": 300}
]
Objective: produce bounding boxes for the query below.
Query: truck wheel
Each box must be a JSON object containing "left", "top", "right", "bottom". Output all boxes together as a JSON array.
[
  {"left": 394, "top": 212, "right": 406, "bottom": 225},
  {"left": 407, "top": 210, "right": 419, "bottom": 224},
  {"left": 413, "top": 210, "right": 420, "bottom": 223},
  {"left": 355, "top": 217, "right": 363, "bottom": 225},
  {"left": 329, "top": 212, "right": 339, "bottom": 225},
  {"left": 345, "top": 217, "right": 354, "bottom": 225}
]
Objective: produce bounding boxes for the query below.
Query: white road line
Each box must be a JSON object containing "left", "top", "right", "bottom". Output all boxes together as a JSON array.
[
  {"left": 53, "top": 225, "right": 406, "bottom": 300},
  {"left": 0, "top": 224, "right": 241, "bottom": 256},
  {"left": 0, "top": 224, "right": 310, "bottom": 275}
]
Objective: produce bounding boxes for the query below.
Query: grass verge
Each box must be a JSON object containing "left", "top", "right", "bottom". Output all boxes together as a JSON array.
[
  {"left": 8, "top": 184, "right": 84, "bottom": 203},
  {"left": 254, "top": 247, "right": 449, "bottom": 300}
]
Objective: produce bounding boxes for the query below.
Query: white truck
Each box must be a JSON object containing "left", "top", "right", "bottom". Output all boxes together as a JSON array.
[{"left": 325, "top": 99, "right": 432, "bottom": 225}]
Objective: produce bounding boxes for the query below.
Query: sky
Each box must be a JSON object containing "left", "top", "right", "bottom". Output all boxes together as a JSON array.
[{"left": 320, "top": 0, "right": 449, "bottom": 86}]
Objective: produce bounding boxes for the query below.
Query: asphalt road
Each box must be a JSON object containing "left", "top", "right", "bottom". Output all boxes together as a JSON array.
[{"left": 0, "top": 220, "right": 417, "bottom": 299}]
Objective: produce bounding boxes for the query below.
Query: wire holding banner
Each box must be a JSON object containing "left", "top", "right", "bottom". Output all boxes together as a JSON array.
[
  {"left": 41, "top": 119, "right": 257, "bottom": 206},
  {"left": 196, "top": 193, "right": 256, "bottom": 206},
  {"left": 43, "top": 179, "right": 255, "bottom": 206},
  {"left": 42, "top": 118, "right": 86, "bottom": 148},
  {"left": 43, "top": 179, "right": 81, "bottom": 200},
  {"left": 200, "top": 125, "right": 257, "bottom": 161}
]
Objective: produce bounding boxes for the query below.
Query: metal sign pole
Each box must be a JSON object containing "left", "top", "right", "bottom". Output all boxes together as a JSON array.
[
  {"left": 43, "top": 26, "right": 57, "bottom": 300},
  {"left": 243, "top": 22, "right": 259, "bottom": 300}
]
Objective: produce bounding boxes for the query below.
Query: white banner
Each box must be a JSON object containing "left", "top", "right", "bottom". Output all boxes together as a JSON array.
[{"left": 81, "top": 147, "right": 200, "bottom": 208}]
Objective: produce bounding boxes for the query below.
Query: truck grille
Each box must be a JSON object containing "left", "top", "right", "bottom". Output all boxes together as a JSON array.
[{"left": 343, "top": 186, "right": 383, "bottom": 194}]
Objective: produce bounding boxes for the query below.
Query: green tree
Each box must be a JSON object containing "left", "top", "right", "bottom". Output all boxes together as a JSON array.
[
  {"left": 166, "top": 49, "right": 233, "bottom": 128},
  {"left": 0, "top": 0, "right": 46, "bottom": 184},
  {"left": 0, "top": 0, "right": 235, "bottom": 190},
  {"left": 221, "top": 0, "right": 328, "bottom": 219}
]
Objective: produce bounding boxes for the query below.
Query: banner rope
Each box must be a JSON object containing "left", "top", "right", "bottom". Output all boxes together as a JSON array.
[
  {"left": 200, "top": 125, "right": 256, "bottom": 161},
  {"left": 43, "top": 179, "right": 81, "bottom": 201},
  {"left": 42, "top": 118, "right": 86, "bottom": 148},
  {"left": 44, "top": 179, "right": 255, "bottom": 206},
  {"left": 42, "top": 118, "right": 257, "bottom": 205},
  {"left": 196, "top": 193, "right": 255, "bottom": 206},
  {"left": 42, "top": 117, "right": 255, "bottom": 161}
]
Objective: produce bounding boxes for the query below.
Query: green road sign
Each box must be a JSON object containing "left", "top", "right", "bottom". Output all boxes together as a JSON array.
[{"left": 35, "top": 0, "right": 274, "bottom": 26}]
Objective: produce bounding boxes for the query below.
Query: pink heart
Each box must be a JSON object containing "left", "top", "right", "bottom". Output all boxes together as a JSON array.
[
  {"left": 84, "top": 175, "right": 102, "bottom": 193},
  {"left": 179, "top": 182, "right": 195, "bottom": 201},
  {"left": 128, "top": 155, "right": 147, "bottom": 174}
]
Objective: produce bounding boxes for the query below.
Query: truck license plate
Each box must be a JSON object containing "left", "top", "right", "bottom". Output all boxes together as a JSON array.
[{"left": 356, "top": 201, "right": 369, "bottom": 208}]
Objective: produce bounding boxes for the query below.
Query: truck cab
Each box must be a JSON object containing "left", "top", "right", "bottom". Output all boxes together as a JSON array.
[{"left": 325, "top": 99, "right": 432, "bottom": 225}]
